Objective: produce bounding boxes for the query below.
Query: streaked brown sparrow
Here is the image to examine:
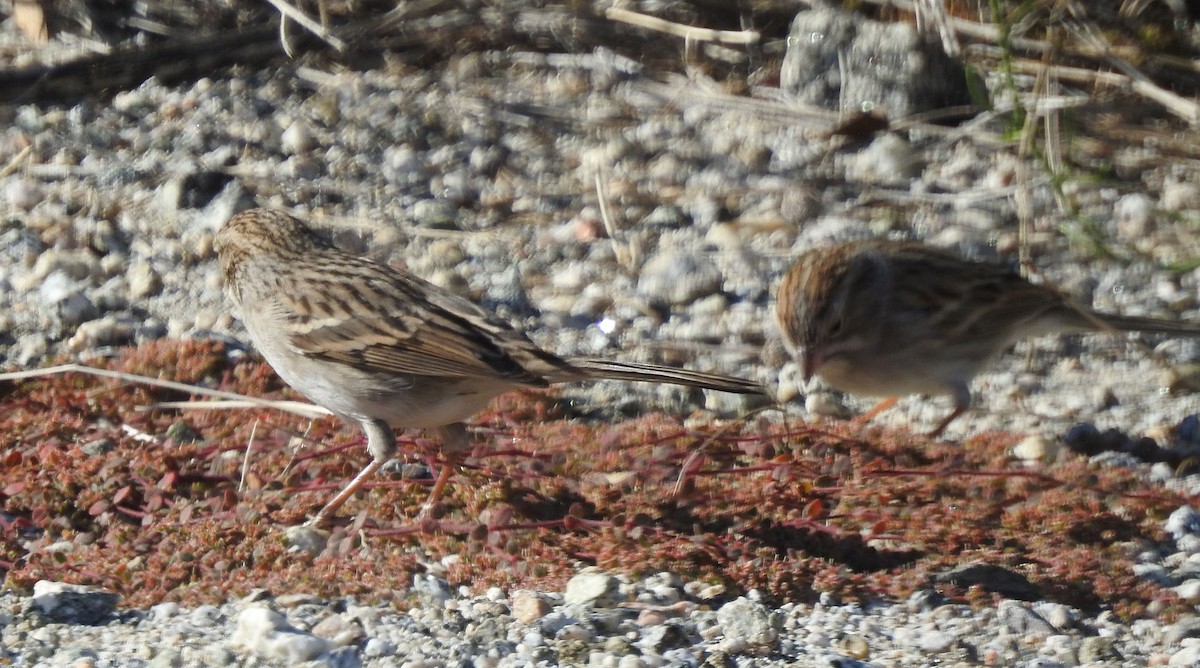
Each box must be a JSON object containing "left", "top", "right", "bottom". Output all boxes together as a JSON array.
[
  {"left": 775, "top": 238, "right": 1200, "bottom": 436},
  {"left": 215, "top": 208, "right": 764, "bottom": 525}
]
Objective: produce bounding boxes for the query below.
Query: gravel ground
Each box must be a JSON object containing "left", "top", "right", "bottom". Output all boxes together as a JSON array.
[
  {"left": 7, "top": 551, "right": 1200, "bottom": 668},
  {"left": 4, "top": 1, "right": 1200, "bottom": 665}
]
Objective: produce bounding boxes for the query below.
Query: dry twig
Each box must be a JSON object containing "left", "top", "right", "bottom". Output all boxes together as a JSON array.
[
  {"left": 0, "top": 363, "right": 330, "bottom": 419},
  {"left": 262, "top": 0, "right": 347, "bottom": 53},
  {"left": 606, "top": 6, "right": 760, "bottom": 45}
]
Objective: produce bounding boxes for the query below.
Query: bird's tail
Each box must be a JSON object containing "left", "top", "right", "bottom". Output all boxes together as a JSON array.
[
  {"left": 560, "top": 358, "right": 766, "bottom": 395},
  {"left": 1096, "top": 312, "right": 1200, "bottom": 336}
]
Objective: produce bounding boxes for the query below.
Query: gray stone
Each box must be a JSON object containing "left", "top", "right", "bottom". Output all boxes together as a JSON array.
[
  {"left": 285, "top": 525, "right": 329, "bottom": 556},
  {"left": 637, "top": 250, "right": 723, "bottom": 307},
  {"left": 1078, "top": 636, "right": 1121, "bottom": 663},
  {"left": 39, "top": 271, "right": 98, "bottom": 327},
  {"left": 715, "top": 596, "right": 778, "bottom": 654},
  {"left": 780, "top": 6, "right": 972, "bottom": 117},
  {"left": 311, "top": 613, "right": 364, "bottom": 646},
  {"left": 413, "top": 574, "right": 454, "bottom": 607},
  {"left": 410, "top": 198, "right": 459, "bottom": 230},
  {"left": 563, "top": 569, "right": 620, "bottom": 608},
  {"left": 1164, "top": 615, "right": 1200, "bottom": 646},
  {"left": 30, "top": 580, "right": 119, "bottom": 624},
  {"left": 995, "top": 600, "right": 1056, "bottom": 637}
]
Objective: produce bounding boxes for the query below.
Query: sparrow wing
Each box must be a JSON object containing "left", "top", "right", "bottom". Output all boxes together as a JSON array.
[{"left": 275, "top": 253, "right": 568, "bottom": 386}]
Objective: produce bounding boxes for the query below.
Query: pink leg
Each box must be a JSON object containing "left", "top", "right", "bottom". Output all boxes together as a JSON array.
[
  {"left": 417, "top": 423, "right": 471, "bottom": 519},
  {"left": 417, "top": 451, "right": 462, "bottom": 519},
  {"left": 859, "top": 396, "right": 899, "bottom": 424},
  {"left": 928, "top": 384, "right": 972, "bottom": 439},
  {"left": 927, "top": 405, "right": 967, "bottom": 439},
  {"left": 310, "top": 459, "right": 385, "bottom": 527},
  {"left": 310, "top": 419, "right": 396, "bottom": 527}
]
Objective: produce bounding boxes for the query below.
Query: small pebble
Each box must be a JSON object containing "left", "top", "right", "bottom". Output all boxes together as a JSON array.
[
  {"left": 511, "top": 590, "right": 551, "bottom": 624},
  {"left": 563, "top": 569, "right": 620, "bottom": 607},
  {"left": 636, "top": 250, "right": 723, "bottom": 307},
  {"left": 1011, "top": 434, "right": 1059, "bottom": 464}
]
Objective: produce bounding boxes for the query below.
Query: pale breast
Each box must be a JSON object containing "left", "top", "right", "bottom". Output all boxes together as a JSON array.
[
  {"left": 241, "top": 311, "right": 511, "bottom": 429},
  {"left": 817, "top": 351, "right": 985, "bottom": 399}
]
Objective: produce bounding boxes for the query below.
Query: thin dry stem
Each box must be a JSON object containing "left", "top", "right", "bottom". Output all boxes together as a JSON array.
[
  {"left": 594, "top": 172, "right": 634, "bottom": 268},
  {"left": 263, "top": 0, "right": 347, "bottom": 52},
  {"left": 0, "top": 363, "right": 331, "bottom": 419},
  {"left": 0, "top": 143, "right": 32, "bottom": 178},
  {"left": 239, "top": 419, "right": 259, "bottom": 492},
  {"left": 1068, "top": 21, "right": 1200, "bottom": 125},
  {"left": 605, "top": 7, "right": 760, "bottom": 46}
]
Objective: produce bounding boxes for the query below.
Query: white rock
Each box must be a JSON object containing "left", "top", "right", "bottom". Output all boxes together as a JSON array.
[
  {"left": 1166, "top": 506, "right": 1200, "bottom": 540},
  {"left": 281, "top": 119, "right": 316, "bottom": 154},
  {"left": 847, "top": 134, "right": 920, "bottom": 185},
  {"left": 4, "top": 178, "right": 41, "bottom": 210},
  {"left": 1011, "top": 434, "right": 1059, "bottom": 464},
  {"left": 715, "top": 596, "right": 778, "bottom": 654},
  {"left": 1114, "top": 193, "right": 1154, "bottom": 238},
  {"left": 520, "top": 630, "right": 546, "bottom": 648},
  {"left": 1170, "top": 644, "right": 1200, "bottom": 666},
  {"left": 128, "top": 261, "right": 163, "bottom": 298},
  {"left": 1174, "top": 579, "right": 1200, "bottom": 603},
  {"left": 1162, "top": 179, "right": 1200, "bottom": 212},
  {"left": 231, "top": 606, "right": 333, "bottom": 663},
  {"left": 39, "top": 271, "right": 98, "bottom": 326},
  {"left": 484, "top": 587, "right": 505, "bottom": 602},
  {"left": 637, "top": 250, "right": 723, "bottom": 306},
  {"left": 363, "top": 637, "right": 396, "bottom": 658},
  {"left": 563, "top": 569, "right": 620, "bottom": 607},
  {"left": 917, "top": 628, "right": 954, "bottom": 653}
]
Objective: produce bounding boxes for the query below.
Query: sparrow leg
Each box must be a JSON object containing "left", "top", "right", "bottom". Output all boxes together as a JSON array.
[
  {"left": 928, "top": 384, "right": 972, "bottom": 439},
  {"left": 310, "top": 419, "right": 396, "bottom": 527},
  {"left": 856, "top": 396, "right": 898, "bottom": 426},
  {"left": 418, "top": 422, "right": 471, "bottom": 519}
]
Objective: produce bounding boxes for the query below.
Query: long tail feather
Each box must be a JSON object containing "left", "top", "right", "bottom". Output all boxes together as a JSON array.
[
  {"left": 1097, "top": 313, "right": 1200, "bottom": 335},
  {"left": 560, "top": 358, "right": 766, "bottom": 395}
]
